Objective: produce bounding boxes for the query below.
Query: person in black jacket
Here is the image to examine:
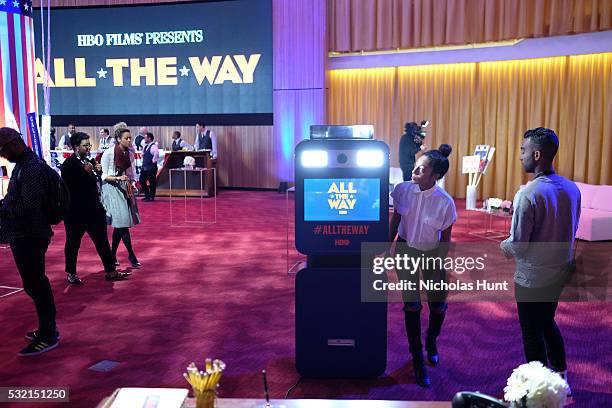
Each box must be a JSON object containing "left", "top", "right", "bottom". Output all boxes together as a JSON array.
[
  {"left": 0, "top": 127, "right": 58, "bottom": 356},
  {"left": 399, "top": 122, "right": 428, "bottom": 181},
  {"left": 61, "top": 132, "right": 129, "bottom": 284}
]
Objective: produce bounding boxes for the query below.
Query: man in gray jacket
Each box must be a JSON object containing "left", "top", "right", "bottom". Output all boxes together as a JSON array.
[{"left": 501, "top": 127, "right": 580, "bottom": 393}]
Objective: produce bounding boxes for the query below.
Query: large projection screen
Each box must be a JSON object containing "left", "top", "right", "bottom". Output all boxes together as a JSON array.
[{"left": 34, "top": 0, "right": 273, "bottom": 125}]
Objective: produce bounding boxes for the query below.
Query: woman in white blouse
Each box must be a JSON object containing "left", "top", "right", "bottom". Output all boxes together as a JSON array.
[
  {"left": 101, "top": 128, "right": 141, "bottom": 268},
  {"left": 389, "top": 147, "right": 457, "bottom": 389}
]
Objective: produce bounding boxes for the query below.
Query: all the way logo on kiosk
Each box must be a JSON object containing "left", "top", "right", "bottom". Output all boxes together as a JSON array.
[{"left": 327, "top": 181, "right": 357, "bottom": 215}]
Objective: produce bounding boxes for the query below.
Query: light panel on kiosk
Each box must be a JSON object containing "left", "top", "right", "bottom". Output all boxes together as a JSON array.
[
  {"left": 301, "top": 150, "right": 328, "bottom": 168},
  {"left": 356, "top": 149, "right": 384, "bottom": 167},
  {"left": 295, "top": 125, "right": 389, "bottom": 255}
]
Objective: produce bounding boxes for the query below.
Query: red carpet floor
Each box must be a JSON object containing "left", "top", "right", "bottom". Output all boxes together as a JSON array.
[{"left": 0, "top": 191, "right": 610, "bottom": 407}]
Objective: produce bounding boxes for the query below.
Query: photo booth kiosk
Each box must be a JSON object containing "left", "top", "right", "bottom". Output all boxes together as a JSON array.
[{"left": 294, "top": 125, "right": 389, "bottom": 378}]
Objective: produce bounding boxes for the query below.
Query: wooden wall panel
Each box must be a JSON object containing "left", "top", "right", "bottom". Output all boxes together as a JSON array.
[
  {"left": 33, "top": 0, "right": 279, "bottom": 189},
  {"left": 54, "top": 125, "right": 277, "bottom": 188},
  {"left": 272, "top": 0, "right": 327, "bottom": 182}
]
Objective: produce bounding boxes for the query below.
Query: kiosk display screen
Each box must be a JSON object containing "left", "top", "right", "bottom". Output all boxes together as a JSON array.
[{"left": 304, "top": 178, "right": 380, "bottom": 221}]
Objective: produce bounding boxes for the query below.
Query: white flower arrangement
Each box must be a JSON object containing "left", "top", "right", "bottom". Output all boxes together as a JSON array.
[
  {"left": 488, "top": 197, "right": 504, "bottom": 209},
  {"left": 504, "top": 362, "right": 569, "bottom": 408},
  {"left": 183, "top": 156, "right": 196, "bottom": 169}
]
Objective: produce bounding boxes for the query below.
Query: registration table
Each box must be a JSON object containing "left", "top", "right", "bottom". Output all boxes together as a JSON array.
[{"left": 156, "top": 150, "right": 216, "bottom": 197}]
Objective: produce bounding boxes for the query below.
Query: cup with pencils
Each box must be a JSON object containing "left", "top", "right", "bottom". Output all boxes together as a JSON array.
[{"left": 183, "top": 358, "right": 226, "bottom": 408}]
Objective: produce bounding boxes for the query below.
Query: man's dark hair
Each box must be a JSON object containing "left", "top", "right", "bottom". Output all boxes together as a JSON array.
[
  {"left": 70, "top": 132, "right": 90, "bottom": 149},
  {"left": 101, "top": 128, "right": 109, "bottom": 135},
  {"left": 146, "top": 132, "right": 154, "bottom": 140},
  {"left": 404, "top": 122, "right": 418, "bottom": 133},
  {"left": 404, "top": 121, "right": 426, "bottom": 139},
  {"left": 523, "top": 127, "right": 559, "bottom": 160},
  {"left": 174, "top": 130, "right": 181, "bottom": 138},
  {"left": 424, "top": 146, "right": 452, "bottom": 179},
  {"left": 196, "top": 122, "right": 205, "bottom": 127}
]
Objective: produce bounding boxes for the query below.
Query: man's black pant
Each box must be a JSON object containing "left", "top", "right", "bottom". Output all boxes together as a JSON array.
[
  {"left": 139, "top": 168, "right": 157, "bottom": 199},
  {"left": 515, "top": 279, "right": 567, "bottom": 372},
  {"left": 11, "top": 237, "right": 56, "bottom": 339},
  {"left": 64, "top": 211, "right": 115, "bottom": 274}
]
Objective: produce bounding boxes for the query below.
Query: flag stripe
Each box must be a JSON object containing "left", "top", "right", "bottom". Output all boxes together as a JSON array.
[
  {"left": 21, "top": 14, "right": 32, "bottom": 145},
  {"left": 0, "top": 12, "right": 14, "bottom": 127},
  {"left": 7, "top": 14, "right": 22, "bottom": 134},
  {"left": 13, "top": 13, "right": 27, "bottom": 139},
  {"left": 28, "top": 16, "right": 36, "bottom": 116},
  {"left": 0, "top": 20, "right": 5, "bottom": 127}
]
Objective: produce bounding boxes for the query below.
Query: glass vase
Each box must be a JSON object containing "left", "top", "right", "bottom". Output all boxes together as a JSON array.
[{"left": 195, "top": 390, "right": 216, "bottom": 408}]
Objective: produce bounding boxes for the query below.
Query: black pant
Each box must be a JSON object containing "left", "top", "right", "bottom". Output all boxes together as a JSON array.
[
  {"left": 139, "top": 168, "right": 157, "bottom": 199},
  {"left": 11, "top": 237, "right": 56, "bottom": 340},
  {"left": 396, "top": 242, "right": 448, "bottom": 354},
  {"left": 64, "top": 211, "right": 115, "bottom": 274},
  {"left": 515, "top": 280, "right": 567, "bottom": 372}
]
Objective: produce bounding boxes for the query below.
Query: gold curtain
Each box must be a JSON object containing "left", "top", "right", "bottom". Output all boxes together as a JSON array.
[
  {"left": 327, "top": 52, "right": 612, "bottom": 199},
  {"left": 326, "top": 67, "right": 397, "bottom": 140},
  {"left": 329, "top": 0, "right": 612, "bottom": 52}
]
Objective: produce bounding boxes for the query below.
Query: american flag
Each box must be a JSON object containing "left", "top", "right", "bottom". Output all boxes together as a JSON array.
[{"left": 0, "top": 0, "right": 37, "bottom": 147}]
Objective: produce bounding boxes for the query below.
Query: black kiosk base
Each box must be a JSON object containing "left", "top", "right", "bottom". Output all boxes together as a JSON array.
[{"left": 295, "top": 266, "right": 387, "bottom": 378}]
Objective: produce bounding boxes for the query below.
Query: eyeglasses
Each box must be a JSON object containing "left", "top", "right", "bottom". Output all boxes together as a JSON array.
[{"left": 80, "top": 143, "right": 92, "bottom": 148}]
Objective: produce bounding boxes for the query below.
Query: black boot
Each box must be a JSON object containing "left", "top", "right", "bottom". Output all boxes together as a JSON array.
[
  {"left": 412, "top": 352, "right": 431, "bottom": 388},
  {"left": 425, "top": 307, "right": 446, "bottom": 366},
  {"left": 404, "top": 309, "right": 423, "bottom": 354},
  {"left": 425, "top": 341, "right": 439, "bottom": 366},
  {"left": 404, "top": 308, "right": 430, "bottom": 387}
]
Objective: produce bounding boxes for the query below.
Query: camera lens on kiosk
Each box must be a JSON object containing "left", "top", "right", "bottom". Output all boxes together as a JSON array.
[{"left": 337, "top": 153, "right": 348, "bottom": 164}]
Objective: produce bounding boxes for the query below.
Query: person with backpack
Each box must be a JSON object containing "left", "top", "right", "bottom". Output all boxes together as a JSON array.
[
  {"left": 0, "top": 127, "right": 59, "bottom": 356},
  {"left": 61, "top": 132, "right": 130, "bottom": 283}
]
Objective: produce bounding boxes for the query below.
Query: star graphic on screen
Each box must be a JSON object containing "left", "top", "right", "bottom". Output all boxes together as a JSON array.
[
  {"left": 179, "top": 65, "right": 190, "bottom": 77},
  {"left": 0, "top": 1, "right": 8, "bottom": 7},
  {"left": 23, "top": 2, "right": 30, "bottom": 11},
  {"left": 96, "top": 68, "right": 108, "bottom": 79},
  {"left": 12, "top": 0, "right": 19, "bottom": 8}
]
